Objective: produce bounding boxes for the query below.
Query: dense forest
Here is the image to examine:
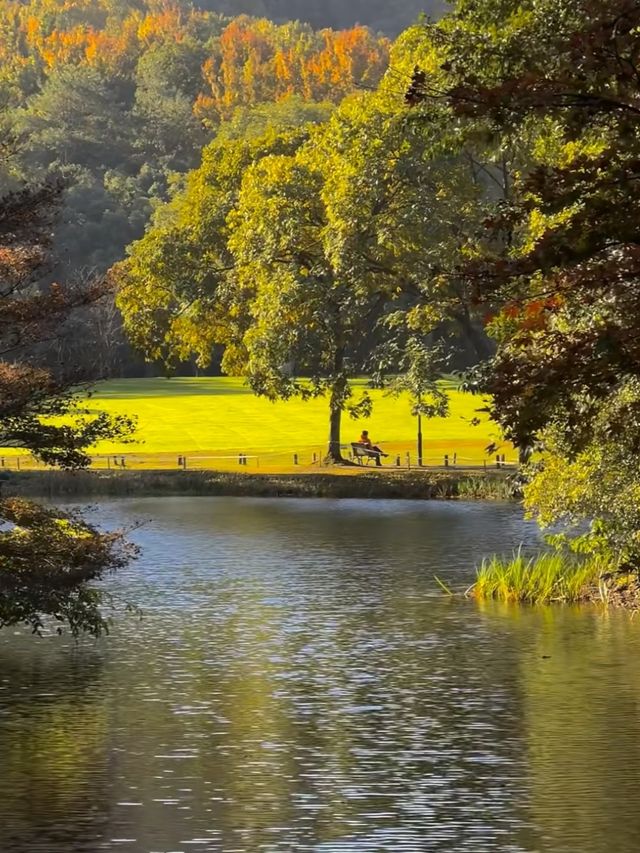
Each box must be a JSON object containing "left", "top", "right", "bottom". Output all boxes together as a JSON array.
[{"left": 0, "top": 0, "right": 392, "bottom": 273}]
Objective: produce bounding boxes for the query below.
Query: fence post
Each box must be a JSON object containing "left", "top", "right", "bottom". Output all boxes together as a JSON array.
[
  {"left": 496, "top": 455, "right": 501, "bottom": 469},
  {"left": 293, "top": 453, "right": 299, "bottom": 465},
  {"left": 406, "top": 452, "right": 411, "bottom": 470},
  {"left": 453, "top": 452, "right": 457, "bottom": 466},
  {"left": 313, "top": 452, "right": 317, "bottom": 464},
  {"left": 396, "top": 454, "right": 401, "bottom": 467},
  {"left": 501, "top": 454, "right": 506, "bottom": 466},
  {"left": 444, "top": 454, "right": 449, "bottom": 467}
]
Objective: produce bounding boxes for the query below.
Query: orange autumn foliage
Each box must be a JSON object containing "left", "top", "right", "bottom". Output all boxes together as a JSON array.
[
  {"left": 0, "top": 0, "right": 388, "bottom": 120},
  {"left": 196, "top": 16, "right": 389, "bottom": 121}
]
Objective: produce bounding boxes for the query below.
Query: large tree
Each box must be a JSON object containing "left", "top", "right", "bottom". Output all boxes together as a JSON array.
[
  {"left": 116, "top": 115, "right": 395, "bottom": 462},
  {"left": 0, "top": 182, "right": 135, "bottom": 635},
  {"left": 227, "top": 143, "right": 400, "bottom": 461}
]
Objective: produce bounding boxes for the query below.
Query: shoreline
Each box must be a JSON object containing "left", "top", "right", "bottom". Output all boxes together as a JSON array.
[
  {"left": 0, "top": 468, "right": 517, "bottom": 501},
  {"left": 9, "top": 469, "right": 638, "bottom": 609}
]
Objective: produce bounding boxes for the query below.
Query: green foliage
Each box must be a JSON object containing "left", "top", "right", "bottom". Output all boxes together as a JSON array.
[
  {"left": 386, "top": 339, "right": 449, "bottom": 420},
  {"left": 0, "top": 499, "right": 135, "bottom": 636},
  {"left": 523, "top": 381, "right": 640, "bottom": 567}
]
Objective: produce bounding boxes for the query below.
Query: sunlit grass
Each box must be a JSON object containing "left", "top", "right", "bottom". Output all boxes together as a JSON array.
[
  {"left": 470, "top": 550, "right": 606, "bottom": 604},
  {"left": 1, "top": 376, "right": 516, "bottom": 469},
  {"left": 82, "top": 376, "right": 507, "bottom": 459}
]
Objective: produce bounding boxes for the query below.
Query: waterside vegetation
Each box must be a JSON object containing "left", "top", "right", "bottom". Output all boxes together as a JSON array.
[
  {"left": 2, "top": 468, "right": 516, "bottom": 501},
  {"left": 470, "top": 552, "right": 640, "bottom": 610}
]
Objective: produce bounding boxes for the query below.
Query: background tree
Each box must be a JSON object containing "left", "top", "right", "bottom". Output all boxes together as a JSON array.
[{"left": 386, "top": 338, "right": 449, "bottom": 466}]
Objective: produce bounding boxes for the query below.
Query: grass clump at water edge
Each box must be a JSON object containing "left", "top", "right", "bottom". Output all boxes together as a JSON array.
[{"left": 469, "top": 550, "right": 606, "bottom": 605}]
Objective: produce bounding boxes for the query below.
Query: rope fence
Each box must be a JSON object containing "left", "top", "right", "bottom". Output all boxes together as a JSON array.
[{"left": 0, "top": 443, "right": 519, "bottom": 473}]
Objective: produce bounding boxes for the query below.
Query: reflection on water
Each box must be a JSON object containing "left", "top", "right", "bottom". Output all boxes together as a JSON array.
[{"left": 0, "top": 498, "right": 639, "bottom": 852}]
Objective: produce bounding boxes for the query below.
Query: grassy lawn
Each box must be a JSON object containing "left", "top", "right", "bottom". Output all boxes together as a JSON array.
[{"left": 3, "top": 377, "right": 513, "bottom": 470}]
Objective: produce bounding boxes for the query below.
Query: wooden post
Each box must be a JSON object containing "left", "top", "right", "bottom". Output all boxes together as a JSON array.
[
  {"left": 444, "top": 454, "right": 449, "bottom": 467},
  {"left": 239, "top": 454, "right": 243, "bottom": 466},
  {"left": 496, "top": 455, "right": 501, "bottom": 469},
  {"left": 121, "top": 456, "right": 126, "bottom": 468},
  {"left": 406, "top": 452, "right": 411, "bottom": 470},
  {"left": 293, "top": 453, "right": 299, "bottom": 465},
  {"left": 396, "top": 454, "right": 401, "bottom": 467},
  {"left": 453, "top": 452, "right": 457, "bottom": 466}
]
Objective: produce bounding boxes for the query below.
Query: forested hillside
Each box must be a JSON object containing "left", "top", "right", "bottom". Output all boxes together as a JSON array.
[{"left": 0, "top": 0, "right": 392, "bottom": 281}]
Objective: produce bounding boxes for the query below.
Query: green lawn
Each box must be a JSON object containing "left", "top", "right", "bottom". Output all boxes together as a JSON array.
[{"left": 75, "top": 377, "right": 510, "bottom": 465}]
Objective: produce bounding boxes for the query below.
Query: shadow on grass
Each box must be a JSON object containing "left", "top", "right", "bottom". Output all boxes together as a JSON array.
[{"left": 89, "top": 378, "right": 252, "bottom": 400}]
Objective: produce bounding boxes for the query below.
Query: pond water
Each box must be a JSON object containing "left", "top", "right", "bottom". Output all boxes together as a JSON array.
[{"left": 1, "top": 497, "right": 640, "bottom": 853}]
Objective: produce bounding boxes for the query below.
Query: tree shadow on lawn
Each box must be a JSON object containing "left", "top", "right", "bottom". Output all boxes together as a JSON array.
[{"left": 88, "top": 379, "right": 253, "bottom": 400}]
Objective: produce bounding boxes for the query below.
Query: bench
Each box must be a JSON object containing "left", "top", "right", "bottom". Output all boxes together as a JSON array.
[{"left": 351, "top": 443, "right": 381, "bottom": 465}]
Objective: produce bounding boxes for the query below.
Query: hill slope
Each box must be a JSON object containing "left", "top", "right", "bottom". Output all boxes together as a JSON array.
[{"left": 196, "top": 1, "right": 447, "bottom": 33}]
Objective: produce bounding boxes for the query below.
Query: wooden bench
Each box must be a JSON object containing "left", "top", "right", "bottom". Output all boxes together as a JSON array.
[{"left": 351, "top": 443, "right": 381, "bottom": 465}]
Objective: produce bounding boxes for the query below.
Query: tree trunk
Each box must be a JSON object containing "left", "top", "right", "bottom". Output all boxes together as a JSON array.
[
  {"left": 454, "top": 307, "right": 494, "bottom": 362},
  {"left": 325, "top": 349, "right": 347, "bottom": 464},
  {"left": 327, "top": 404, "right": 343, "bottom": 463}
]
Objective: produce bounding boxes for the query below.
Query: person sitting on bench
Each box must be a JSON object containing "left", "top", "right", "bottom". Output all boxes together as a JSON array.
[{"left": 357, "top": 430, "right": 388, "bottom": 466}]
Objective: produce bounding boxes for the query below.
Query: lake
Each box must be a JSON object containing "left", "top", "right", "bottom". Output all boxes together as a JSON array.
[{"left": 1, "top": 497, "right": 639, "bottom": 853}]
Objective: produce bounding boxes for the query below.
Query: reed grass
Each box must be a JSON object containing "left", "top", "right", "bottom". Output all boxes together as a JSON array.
[{"left": 470, "top": 549, "right": 606, "bottom": 604}]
